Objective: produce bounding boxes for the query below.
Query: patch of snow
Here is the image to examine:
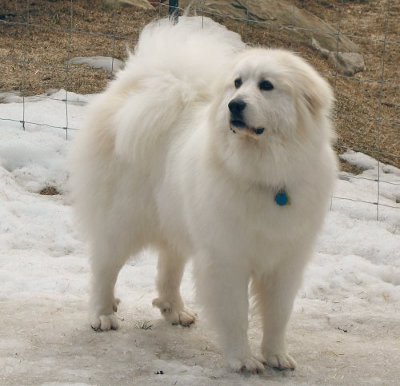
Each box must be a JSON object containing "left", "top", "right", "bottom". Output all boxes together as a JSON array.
[
  {"left": 0, "top": 93, "right": 399, "bottom": 385},
  {"left": 335, "top": 150, "right": 400, "bottom": 226},
  {"left": 340, "top": 150, "right": 379, "bottom": 171}
]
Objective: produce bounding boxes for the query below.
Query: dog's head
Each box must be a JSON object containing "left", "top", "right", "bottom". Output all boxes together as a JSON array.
[
  {"left": 211, "top": 48, "right": 335, "bottom": 184},
  {"left": 225, "top": 49, "right": 333, "bottom": 140}
]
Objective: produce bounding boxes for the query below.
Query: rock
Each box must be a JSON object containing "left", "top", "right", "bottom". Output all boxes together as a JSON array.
[
  {"left": 328, "top": 52, "right": 366, "bottom": 76},
  {"left": 312, "top": 38, "right": 365, "bottom": 76},
  {"left": 181, "top": 0, "right": 365, "bottom": 76},
  {"left": 104, "top": 0, "right": 154, "bottom": 9},
  {"left": 67, "top": 56, "right": 124, "bottom": 73},
  {"left": 311, "top": 37, "right": 330, "bottom": 58}
]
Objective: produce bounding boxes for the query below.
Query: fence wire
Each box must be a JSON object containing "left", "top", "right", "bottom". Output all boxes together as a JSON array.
[{"left": 0, "top": 0, "right": 399, "bottom": 220}]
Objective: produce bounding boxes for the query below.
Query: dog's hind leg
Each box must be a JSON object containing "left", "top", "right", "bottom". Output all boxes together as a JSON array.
[
  {"left": 89, "top": 241, "right": 131, "bottom": 332},
  {"left": 152, "top": 245, "right": 196, "bottom": 327}
]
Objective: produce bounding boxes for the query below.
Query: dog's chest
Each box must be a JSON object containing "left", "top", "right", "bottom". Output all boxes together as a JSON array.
[{"left": 231, "top": 184, "right": 324, "bottom": 244}]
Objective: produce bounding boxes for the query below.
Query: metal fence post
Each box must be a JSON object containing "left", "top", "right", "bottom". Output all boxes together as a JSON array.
[{"left": 169, "top": 0, "right": 179, "bottom": 23}]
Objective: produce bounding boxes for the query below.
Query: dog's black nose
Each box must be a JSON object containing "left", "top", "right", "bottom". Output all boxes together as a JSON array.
[{"left": 228, "top": 99, "right": 246, "bottom": 114}]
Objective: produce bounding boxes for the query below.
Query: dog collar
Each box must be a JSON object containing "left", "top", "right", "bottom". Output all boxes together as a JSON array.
[{"left": 275, "top": 189, "right": 289, "bottom": 206}]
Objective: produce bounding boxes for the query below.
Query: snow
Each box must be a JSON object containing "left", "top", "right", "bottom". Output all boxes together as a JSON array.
[
  {"left": 0, "top": 93, "right": 399, "bottom": 385},
  {"left": 339, "top": 150, "right": 378, "bottom": 171}
]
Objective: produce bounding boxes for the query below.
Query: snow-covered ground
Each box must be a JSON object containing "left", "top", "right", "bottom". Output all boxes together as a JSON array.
[{"left": 0, "top": 92, "right": 399, "bottom": 385}]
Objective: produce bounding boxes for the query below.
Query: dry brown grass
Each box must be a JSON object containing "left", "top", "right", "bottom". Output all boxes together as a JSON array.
[
  {"left": 39, "top": 186, "right": 60, "bottom": 195},
  {"left": 0, "top": 0, "right": 399, "bottom": 169}
]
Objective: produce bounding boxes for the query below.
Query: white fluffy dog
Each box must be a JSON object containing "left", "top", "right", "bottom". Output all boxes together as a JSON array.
[{"left": 69, "top": 16, "right": 337, "bottom": 372}]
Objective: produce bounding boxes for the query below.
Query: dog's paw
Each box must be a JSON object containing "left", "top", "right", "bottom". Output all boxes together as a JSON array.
[
  {"left": 263, "top": 352, "right": 296, "bottom": 370},
  {"left": 227, "top": 355, "right": 265, "bottom": 374},
  {"left": 91, "top": 314, "right": 119, "bottom": 332},
  {"left": 152, "top": 298, "right": 196, "bottom": 327}
]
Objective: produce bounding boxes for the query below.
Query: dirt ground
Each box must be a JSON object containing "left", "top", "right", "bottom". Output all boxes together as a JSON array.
[
  {"left": 0, "top": 0, "right": 399, "bottom": 169},
  {"left": 2, "top": 298, "right": 400, "bottom": 385}
]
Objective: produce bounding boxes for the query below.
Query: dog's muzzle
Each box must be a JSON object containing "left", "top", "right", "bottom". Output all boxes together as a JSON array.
[{"left": 228, "top": 99, "right": 265, "bottom": 137}]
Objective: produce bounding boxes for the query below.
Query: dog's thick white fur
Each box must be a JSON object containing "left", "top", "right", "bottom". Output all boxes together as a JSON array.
[{"left": 69, "top": 16, "right": 337, "bottom": 372}]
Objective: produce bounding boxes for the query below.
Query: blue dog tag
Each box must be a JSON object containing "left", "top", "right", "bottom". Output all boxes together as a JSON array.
[{"left": 275, "top": 190, "right": 289, "bottom": 206}]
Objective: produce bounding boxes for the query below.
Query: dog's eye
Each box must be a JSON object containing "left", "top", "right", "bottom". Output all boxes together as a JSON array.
[
  {"left": 259, "top": 80, "right": 274, "bottom": 91},
  {"left": 234, "top": 78, "right": 242, "bottom": 89}
]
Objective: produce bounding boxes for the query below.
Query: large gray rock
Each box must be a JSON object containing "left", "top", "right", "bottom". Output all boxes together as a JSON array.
[
  {"left": 311, "top": 37, "right": 365, "bottom": 76},
  {"left": 183, "top": 0, "right": 365, "bottom": 76},
  {"left": 327, "top": 52, "right": 366, "bottom": 77}
]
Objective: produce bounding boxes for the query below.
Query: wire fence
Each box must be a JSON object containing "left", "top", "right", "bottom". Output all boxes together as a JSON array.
[{"left": 0, "top": 0, "right": 399, "bottom": 220}]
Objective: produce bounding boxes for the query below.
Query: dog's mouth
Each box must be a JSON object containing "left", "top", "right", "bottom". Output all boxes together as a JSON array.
[
  {"left": 230, "top": 119, "right": 246, "bottom": 129},
  {"left": 230, "top": 120, "right": 265, "bottom": 138}
]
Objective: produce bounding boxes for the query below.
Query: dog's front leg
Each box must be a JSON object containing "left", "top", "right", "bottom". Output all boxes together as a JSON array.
[
  {"left": 252, "top": 257, "right": 307, "bottom": 370},
  {"left": 193, "top": 253, "right": 264, "bottom": 373}
]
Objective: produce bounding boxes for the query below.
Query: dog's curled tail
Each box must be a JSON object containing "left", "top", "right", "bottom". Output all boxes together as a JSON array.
[
  {"left": 127, "top": 16, "right": 245, "bottom": 94},
  {"left": 110, "top": 16, "right": 245, "bottom": 163}
]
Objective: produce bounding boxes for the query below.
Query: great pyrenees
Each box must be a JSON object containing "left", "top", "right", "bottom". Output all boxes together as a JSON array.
[{"left": 69, "top": 16, "right": 337, "bottom": 372}]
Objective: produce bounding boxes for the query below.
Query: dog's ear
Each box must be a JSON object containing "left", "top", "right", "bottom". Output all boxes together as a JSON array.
[
  {"left": 297, "top": 64, "right": 335, "bottom": 119},
  {"left": 302, "top": 75, "right": 334, "bottom": 117},
  {"left": 303, "top": 85, "right": 324, "bottom": 116},
  {"left": 284, "top": 52, "right": 334, "bottom": 118}
]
